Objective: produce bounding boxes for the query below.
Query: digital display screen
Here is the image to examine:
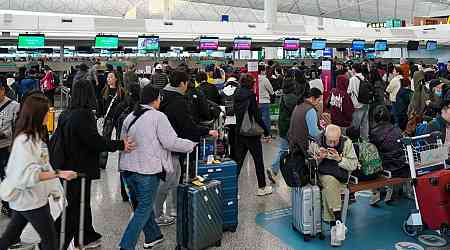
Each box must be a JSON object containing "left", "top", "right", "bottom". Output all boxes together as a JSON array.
[
  {"left": 95, "top": 35, "right": 119, "bottom": 49},
  {"left": 311, "top": 39, "right": 326, "bottom": 50},
  {"left": 426, "top": 40, "right": 437, "bottom": 50},
  {"left": 352, "top": 40, "right": 365, "bottom": 50},
  {"left": 234, "top": 38, "right": 251, "bottom": 50},
  {"left": 407, "top": 41, "right": 419, "bottom": 51},
  {"left": 18, "top": 34, "right": 45, "bottom": 48},
  {"left": 199, "top": 37, "right": 219, "bottom": 50},
  {"left": 138, "top": 36, "right": 160, "bottom": 51},
  {"left": 374, "top": 40, "right": 388, "bottom": 51},
  {"left": 283, "top": 38, "right": 300, "bottom": 51}
]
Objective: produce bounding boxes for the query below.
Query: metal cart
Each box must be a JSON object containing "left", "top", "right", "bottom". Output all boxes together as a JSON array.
[{"left": 399, "top": 131, "right": 448, "bottom": 237}]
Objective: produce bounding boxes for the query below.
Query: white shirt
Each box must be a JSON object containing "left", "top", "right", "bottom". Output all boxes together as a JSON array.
[
  {"left": 348, "top": 73, "right": 365, "bottom": 109},
  {"left": 386, "top": 75, "right": 403, "bottom": 103}
]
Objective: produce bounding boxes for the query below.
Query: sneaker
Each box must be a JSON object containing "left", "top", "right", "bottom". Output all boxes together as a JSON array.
[
  {"left": 256, "top": 186, "right": 273, "bottom": 196},
  {"left": 83, "top": 239, "right": 102, "bottom": 249},
  {"left": 384, "top": 187, "right": 394, "bottom": 203},
  {"left": 369, "top": 191, "right": 381, "bottom": 206},
  {"left": 156, "top": 215, "right": 176, "bottom": 226},
  {"left": 143, "top": 235, "right": 164, "bottom": 249},
  {"left": 330, "top": 226, "right": 342, "bottom": 247},
  {"left": 266, "top": 169, "right": 277, "bottom": 184}
]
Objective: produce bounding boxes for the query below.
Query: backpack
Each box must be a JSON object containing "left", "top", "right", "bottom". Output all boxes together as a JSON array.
[
  {"left": 354, "top": 141, "right": 383, "bottom": 176},
  {"left": 49, "top": 112, "right": 68, "bottom": 170},
  {"left": 280, "top": 146, "right": 310, "bottom": 187},
  {"left": 356, "top": 76, "right": 373, "bottom": 104},
  {"left": 116, "top": 104, "right": 135, "bottom": 139}
]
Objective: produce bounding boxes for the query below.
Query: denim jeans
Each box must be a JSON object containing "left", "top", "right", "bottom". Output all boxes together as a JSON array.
[
  {"left": 119, "top": 172, "right": 161, "bottom": 250},
  {"left": 154, "top": 154, "right": 181, "bottom": 218},
  {"left": 271, "top": 137, "right": 289, "bottom": 174},
  {"left": 258, "top": 103, "right": 271, "bottom": 133}
]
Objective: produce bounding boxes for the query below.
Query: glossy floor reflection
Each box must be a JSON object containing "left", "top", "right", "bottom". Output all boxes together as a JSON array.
[{"left": 1, "top": 140, "right": 292, "bottom": 250}]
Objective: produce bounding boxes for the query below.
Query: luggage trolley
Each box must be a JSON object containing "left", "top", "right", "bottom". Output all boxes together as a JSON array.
[{"left": 399, "top": 131, "right": 448, "bottom": 236}]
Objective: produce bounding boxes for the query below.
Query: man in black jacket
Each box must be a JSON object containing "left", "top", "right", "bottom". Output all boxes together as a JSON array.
[{"left": 157, "top": 70, "right": 218, "bottom": 225}]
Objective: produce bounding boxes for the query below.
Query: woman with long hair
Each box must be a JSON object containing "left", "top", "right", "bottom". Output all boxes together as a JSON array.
[
  {"left": 53, "top": 79, "right": 134, "bottom": 249},
  {"left": 0, "top": 93, "right": 77, "bottom": 250},
  {"left": 99, "top": 71, "right": 126, "bottom": 169}
]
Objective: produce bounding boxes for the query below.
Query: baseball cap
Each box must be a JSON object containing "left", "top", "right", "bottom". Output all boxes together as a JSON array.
[{"left": 155, "top": 64, "right": 163, "bottom": 70}]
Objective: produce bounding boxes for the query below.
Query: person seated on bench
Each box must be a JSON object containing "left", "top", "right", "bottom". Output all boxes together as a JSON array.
[
  {"left": 310, "top": 125, "right": 358, "bottom": 247},
  {"left": 369, "top": 105, "right": 410, "bottom": 205}
]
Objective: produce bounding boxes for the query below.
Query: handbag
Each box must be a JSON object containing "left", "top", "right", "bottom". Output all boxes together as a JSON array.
[{"left": 239, "top": 101, "right": 264, "bottom": 136}]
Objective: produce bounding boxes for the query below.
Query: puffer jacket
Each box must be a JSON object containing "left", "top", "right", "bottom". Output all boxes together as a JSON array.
[{"left": 369, "top": 122, "right": 408, "bottom": 173}]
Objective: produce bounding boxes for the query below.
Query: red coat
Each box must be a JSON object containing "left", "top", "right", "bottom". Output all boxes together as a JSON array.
[{"left": 328, "top": 75, "right": 354, "bottom": 128}]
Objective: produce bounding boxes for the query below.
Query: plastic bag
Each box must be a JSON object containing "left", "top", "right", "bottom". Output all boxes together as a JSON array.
[{"left": 335, "top": 220, "right": 347, "bottom": 241}]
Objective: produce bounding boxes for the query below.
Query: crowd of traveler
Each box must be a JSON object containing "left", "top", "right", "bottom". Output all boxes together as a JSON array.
[{"left": 0, "top": 57, "right": 449, "bottom": 249}]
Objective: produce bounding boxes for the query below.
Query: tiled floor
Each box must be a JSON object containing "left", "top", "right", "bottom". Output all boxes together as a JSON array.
[{"left": 1, "top": 139, "right": 448, "bottom": 250}]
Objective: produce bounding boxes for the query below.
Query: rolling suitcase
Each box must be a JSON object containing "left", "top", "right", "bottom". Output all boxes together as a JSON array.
[
  {"left": 198, "top": 159, "right": 238, "bottom": 232},
  {"left": 176, "top": 148, "right": 224, "bottom": 250},
  {"left": 415, "top": 169, "right": 450, "bottom": 232},
  {"left": 291, "top": 157, "right": 324, "bottom": 241},
  {"left": 60, "top": 174, "right": 87, "bottom": 250}
]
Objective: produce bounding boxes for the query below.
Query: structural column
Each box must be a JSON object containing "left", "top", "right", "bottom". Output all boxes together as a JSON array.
[
  {"left": 264, "top": 0, "right": 278, "bottom": 29},
  {"left": 162, "top": 0, "right": 172, "bottom": 20}
]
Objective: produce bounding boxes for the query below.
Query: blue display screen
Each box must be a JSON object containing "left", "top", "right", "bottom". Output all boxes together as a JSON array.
[
  {"left": 374, "top": 40, "right": 388, "bottom": 51},
  {"left": 311, "top": 39, "right": 326, "bottom": 50},
  {"left": 426, "top": 41, "right": 437, "bottom": 50},
  {"left": 352, "top": 40, "right": 365, "bottom": 50}
]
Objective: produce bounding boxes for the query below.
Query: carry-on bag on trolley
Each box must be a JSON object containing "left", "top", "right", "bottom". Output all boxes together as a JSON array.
[
  {"left": 59, "top": 174, "right": 88, "bottom": 250},
  {"left": 291, "top": 156, "right": 324, "bottom": 241},
  {"left": 400, "top": 132, "right": 450, "bottom": 238},
  {"left": 416, "top": 169, "right": 450, "bottom": 232},
  {"left": 176, "top": 147, "right": 224, "bottom": 250}
]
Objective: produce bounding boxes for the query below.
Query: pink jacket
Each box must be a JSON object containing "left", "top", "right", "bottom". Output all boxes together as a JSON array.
[{"left": 40, "top": 71, "right": 56, "bottom": 91}]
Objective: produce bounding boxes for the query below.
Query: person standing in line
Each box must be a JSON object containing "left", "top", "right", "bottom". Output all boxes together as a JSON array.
[
  {"left": 258, "top": 64, "right": 274, "bottom": 140},
  {"left": 98, "top": 71, "right": 126, "bottom": 169},
  {"left": 151, "top": 64, "right": 170, "bottom": 90},
  {"left": 0, "top": 79, "right": 20, "bottom": 217},
  {"left": 157, "top": 70, "right": 219, "bottom": 225},
  {"left": 347, "top": 63, "right": 370, "bottom": 140},
  {"left": 53, "top": 79, "right": 135, "bottom": 250},
  {"left": 386, "top": 66, "right": 403, "bottom": 118},
  {"left": 234, "top": 74, "right": 272, "bottom": 196},
  {"left": 118, "top": 85, "right": 196, "bottom": 250},
  {"left": 268, "top": 78, "right": 300, "bottom": 183},
  {"left": 40, "top": 66, "right": 56, "bottom": 107},
  {"left": 0, "top": 93, "right": 78, "bottom": 250}
]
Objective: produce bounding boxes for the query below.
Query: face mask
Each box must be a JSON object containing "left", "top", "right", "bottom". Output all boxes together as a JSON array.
[{"left": 435, "top": 90, "right": 443, "bottom": 97}]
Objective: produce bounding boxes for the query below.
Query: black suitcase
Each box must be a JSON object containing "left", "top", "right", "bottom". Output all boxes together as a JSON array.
[{"left": 176, "top": 148, "right": 224, "bottom": 250}]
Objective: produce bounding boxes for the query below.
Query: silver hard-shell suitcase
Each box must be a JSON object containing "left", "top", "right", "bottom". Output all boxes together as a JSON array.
[{"left": 291, "top": 157, "right": 324, "bottom": 241}]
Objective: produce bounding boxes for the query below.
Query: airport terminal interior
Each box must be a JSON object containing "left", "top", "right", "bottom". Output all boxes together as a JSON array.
[{"left": 1, "top": 0, "right": 450, "bottom": 250}]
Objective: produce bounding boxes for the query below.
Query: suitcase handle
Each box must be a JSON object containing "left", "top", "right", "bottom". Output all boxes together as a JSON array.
[{"left": 185, "top": 146, "right": 199, "bottom": 184}]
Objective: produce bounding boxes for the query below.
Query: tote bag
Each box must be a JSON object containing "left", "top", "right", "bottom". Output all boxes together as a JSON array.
[{"left": 239, "top": 109, "right": 264, "bottom": 137}]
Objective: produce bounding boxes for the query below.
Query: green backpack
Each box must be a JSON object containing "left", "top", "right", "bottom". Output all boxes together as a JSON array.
[{"left": 354, "top": 141, "right": 383, "bottom": 176}]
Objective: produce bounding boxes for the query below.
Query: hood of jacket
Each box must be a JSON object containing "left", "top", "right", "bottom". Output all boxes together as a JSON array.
[
  {"left": 234, "top": 86, "right": 255, "bottom": 104},
  {"left": 336, "top": 75, "right": 349, "bottom": 92},
  {"left": 163, "top": 85, "right": 185, "bottom": 95},
  {"left": 160, "top": 86, "right": 186, "bottom": 112}
]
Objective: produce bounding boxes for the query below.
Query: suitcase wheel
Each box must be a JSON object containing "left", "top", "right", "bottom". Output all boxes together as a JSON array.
[
  {"left": 303, "top": 234, "right": 311, "bottom": 242},
  {"left": 215, "top": 240, "right": 222, "bottom": 247},
  {"left": 318, "top": 232, "right": 325, "bottom": 240}
]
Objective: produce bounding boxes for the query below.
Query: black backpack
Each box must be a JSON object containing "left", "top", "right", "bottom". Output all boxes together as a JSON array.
[
  {"left": 116, "top": 105, "right": 135, "bottom": 139},
  {"left": 49, "top": 112, "right": 68, "bottom": 170},
  {"left": 356, "top": 76, "right": 373, "bottom": 104}
]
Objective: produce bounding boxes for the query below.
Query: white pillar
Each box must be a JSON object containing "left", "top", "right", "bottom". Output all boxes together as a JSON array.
[
  {"left": 162, "top": 0, "right": 172, "bottom": 21},
  {"left": 264, "top": 0, "right": 278, "bottom": 29}
]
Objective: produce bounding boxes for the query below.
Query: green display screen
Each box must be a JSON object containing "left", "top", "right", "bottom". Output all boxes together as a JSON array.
[
  {"left": 18, "top": 35, "right": 45, "bottom": 48},
  {"left": 95, "top": 36, "right": 119, "bottom": 49}
]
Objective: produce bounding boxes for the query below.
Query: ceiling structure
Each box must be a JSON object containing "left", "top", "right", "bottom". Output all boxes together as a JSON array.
[{"left": 0, "top": 0, "right": 448, "bottom": 24}]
